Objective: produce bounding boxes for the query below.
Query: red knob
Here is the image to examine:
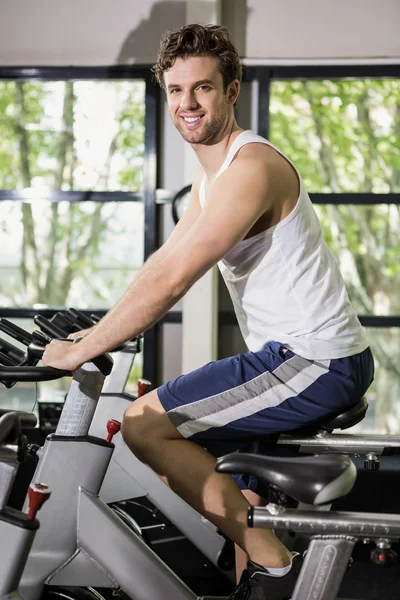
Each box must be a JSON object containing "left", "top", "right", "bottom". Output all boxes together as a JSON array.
[
  {"left": 137, "top": 378, "right": 152, "bottom": 397},
  {"left": 27, "top": 483, "right": 51, "bottom": 520},
  {"left": 106, "top": 419, "right": 121, "bottom": 443}
]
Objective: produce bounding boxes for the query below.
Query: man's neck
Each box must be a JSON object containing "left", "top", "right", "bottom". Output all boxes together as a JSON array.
[{"left": 191, "top": 122, "right": 243, "bottom": 181}]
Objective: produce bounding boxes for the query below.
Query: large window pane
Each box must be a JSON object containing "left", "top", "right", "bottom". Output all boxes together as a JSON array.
[
  {"left": 352, "top": 328, "right": 400, "bottom": 434},
  {"left": 0, "top": 80, "right": 145, "bottom": 191},
  {"left": 314, "top": 204, "right": 400, "bottom": 315},
  {"left": 269, "top": 79, "right": 400, "bottom": 193},
  {"left": 0, "top": 200, "right": 143, "bottom": 308}
]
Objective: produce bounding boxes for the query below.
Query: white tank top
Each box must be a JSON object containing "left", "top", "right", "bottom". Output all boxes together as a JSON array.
[{"left": 199, "top": 130, "right": 368, "bottom": 360}]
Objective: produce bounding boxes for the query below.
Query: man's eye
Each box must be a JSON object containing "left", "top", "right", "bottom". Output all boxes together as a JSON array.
[
  {"left": 170, "top": 88, "right": 180, "bottom": 94},
  {"left": 199, "top": 85, "right": 210, "bottom": 91}
]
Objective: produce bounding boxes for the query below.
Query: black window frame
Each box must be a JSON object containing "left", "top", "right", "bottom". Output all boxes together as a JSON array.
[
  {"left": 0, "top": 65, "right": 160, "bottom": 383},
  {"left": 242, "top": 63, "right": 400, "bottom": 330}
]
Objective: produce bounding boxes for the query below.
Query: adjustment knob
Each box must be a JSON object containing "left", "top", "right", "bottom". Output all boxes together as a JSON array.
[
  {"left": 370, "top": 547, "right": 398, "bottom": 566},
  {"left": 27, "top": 483, "right": 51, "bottom": 520},
  {"left": 364, "top": 452, "right": 380, "bottom": 471},
  {"left": 106, "top": 419, "right": 121, "bottom": 443},
  {"left": 137, "top": 378, "right": 152, "bottom": 397}
]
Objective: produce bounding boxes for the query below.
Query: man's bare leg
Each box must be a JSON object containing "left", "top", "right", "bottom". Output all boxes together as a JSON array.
[
  {"left": 121, "top": 389, "right": 292, "bottom": 570},
  {"left": 234, "top": 490, "right": 266, "bottom": 580}
]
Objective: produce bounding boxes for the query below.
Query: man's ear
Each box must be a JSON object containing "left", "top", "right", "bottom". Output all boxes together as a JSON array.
[{"left": 228, "top": 80, "right": 240, "bottom": 105}]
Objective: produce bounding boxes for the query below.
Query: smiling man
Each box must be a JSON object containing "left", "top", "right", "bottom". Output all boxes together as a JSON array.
[{"left": 43, "top": 24, "right": 374, "bottom": 600}]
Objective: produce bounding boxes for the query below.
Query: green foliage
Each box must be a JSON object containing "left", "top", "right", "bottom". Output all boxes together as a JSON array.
[
  {"left": 270, "top": 78, "right": 400, "bottom": 316},
  {"left": 270, "top": 79, "right": 400, "bottom": 193},
  {"left": 0, "top": 79, "right": 146, "bottom": 308},
  {"left": 270, "top": 78, "right": 400, "bottom": 432}
]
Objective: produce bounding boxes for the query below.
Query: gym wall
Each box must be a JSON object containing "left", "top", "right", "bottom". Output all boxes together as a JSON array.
[
  {"left": 225, "top": 0, "right": 400, "bottom": 61},
  {"left": 0, "top": 0, "right": 398, "bottom": 64}
]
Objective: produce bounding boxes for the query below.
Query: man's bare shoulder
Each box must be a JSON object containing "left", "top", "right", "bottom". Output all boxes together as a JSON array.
[
  {"left": 233, "top": 141, "right": 299, "bottom": 193},
  {"left": 234, "top": 140, "right": 286, "bottom": 169}
]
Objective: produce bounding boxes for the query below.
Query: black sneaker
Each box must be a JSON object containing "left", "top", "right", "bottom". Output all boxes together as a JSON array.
[{"left": 205, "top": 554, "right": 303, "bottom": 600}]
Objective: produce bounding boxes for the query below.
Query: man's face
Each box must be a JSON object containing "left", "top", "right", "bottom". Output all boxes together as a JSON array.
[{"left": 164, "top": 56, "right": 238, "bottom": 144}]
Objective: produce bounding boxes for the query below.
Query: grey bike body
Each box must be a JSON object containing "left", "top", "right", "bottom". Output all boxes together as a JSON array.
[{"left": 18, "top": 362, "right": 198, "bottom": 600}]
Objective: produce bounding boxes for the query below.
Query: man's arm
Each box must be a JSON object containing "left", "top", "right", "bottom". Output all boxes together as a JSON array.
[
  {"left": 132, "top": 172, "right": 204, "bottom": 276},
  {"left": 42, "top": 154, "right": 270, "bottom": 370},
  {"left": 67, "top": 174, "right": 204, "bottom": 341}
]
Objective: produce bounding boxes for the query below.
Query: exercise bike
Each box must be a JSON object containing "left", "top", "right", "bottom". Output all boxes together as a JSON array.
[{"left": 216, "top": 451, "right": 400, "bottom": 600}]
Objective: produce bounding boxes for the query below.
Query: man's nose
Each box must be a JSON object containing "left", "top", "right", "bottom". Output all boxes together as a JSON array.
[{"left": 180, "top": 91, "right": 199, "bottom": 110}]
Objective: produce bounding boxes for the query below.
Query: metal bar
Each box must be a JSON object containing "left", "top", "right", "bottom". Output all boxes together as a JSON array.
[
  {"left": 310, "top": 193, "right": 400, "bottom": 205},
  {"left": 277, "top": 433, "right": 400, "bottom": 453},
  {"left": 243, "top": 64, "right": 400, "bottom": 79},
  {"left": 272, "top": 64, "right": 400, "bottom": 79},
  {"left": 79, "top": 489, "right": 197, "bottom": 600},
  {"left": 0, "top": 190, "right": 142, "bottom": 202},
  {"left": 3, "top": 64, "right": 398, "bottom": 82},
  {"left": 0, "top": 518, "right": 37, "bottom": 595},
  {"left": 160, "top": 311, "right": 182, "bottom": 324},
  {"left": 256, "top": 67, "right": 271, "bottom": 139},
  {"left": 251, "top": 507, "right": 400, "bottom": 539},
  {"left": 0, "top": 308, "right": 106, "bottom": 319},
  {"left": 218, "top": 311, "right": 400, "bottom": 328},
  {"left": 292, "top": 537, "right": 355, "bottom": 600},
  {"left": 142, "top": 78, "right": 160, "bottom": 385},
  {"left": 357, "top": 315, "right": 400, "bottom": 327},
  {"left": 0, "top": 66, "right": 153, "bottom": 80}
]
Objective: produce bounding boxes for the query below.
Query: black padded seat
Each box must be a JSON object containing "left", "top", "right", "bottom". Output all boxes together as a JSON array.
[
  {"left": 288, "top": 396, "right": 368, "bottom": 436},
  {"left": 321, "top": 396, "right": 368, "bottom": 430},
  {"left": 216, "top": 453, "right": 356, "bottom": 505},
  {"left": 0, "top": 409, "right": 37, "bottom": 430}
]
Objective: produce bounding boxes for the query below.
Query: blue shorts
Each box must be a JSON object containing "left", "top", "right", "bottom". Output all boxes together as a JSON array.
[{"left": 158, "top": 342, "right": 374, "bottom": 494}]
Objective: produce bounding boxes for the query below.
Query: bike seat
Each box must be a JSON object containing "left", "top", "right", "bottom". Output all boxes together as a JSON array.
[
  {"left": 288, "top": 396, "right": 368, "bottom": 436},
  {"left": 321, "top": 396, "right": 368, "bottom": 430},
  {"left": 216, "top": 453, "right": 356, "bottom": 505}
]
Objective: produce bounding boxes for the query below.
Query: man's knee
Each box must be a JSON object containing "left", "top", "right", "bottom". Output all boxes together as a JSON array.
[
  {"left": 120, "top": 395, "right": 153, "bottom": 454},
  {"left": 120, "top": 410, "right": 144, "bottom": 456},
  {"left": 120, "top": 389, "right": 176, "bottom": 454}
]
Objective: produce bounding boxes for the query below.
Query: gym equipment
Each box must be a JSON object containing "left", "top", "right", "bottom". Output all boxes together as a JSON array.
[
  {"left": 33, "top": 310, "right": 400, "bottom": 568},
  {"left": 2, "top": 314, "right": 395, "bottom": 600},
  {"left": 216, "top": 452, "right": 400, "bottom": 600},
  {"left": 46, "top": 309, "right": 400, "bottom": 589},
  {"left": 0, "top": 392, "right": 56, "bottom": 599},
  {"left": 0, "top": 365, "right": 106, "bottom": 600},
  {"left": 28, "top": 311, "right": 232, "bottom": 575},
  {"left": 0, "top": 330, "right": 221, "bottom": 600},
  {"left": 172, "top": 184, "right": 192, "bottom": 224},
  {"left": 276, "top": 401, "right": 400, "bottom": 471}
]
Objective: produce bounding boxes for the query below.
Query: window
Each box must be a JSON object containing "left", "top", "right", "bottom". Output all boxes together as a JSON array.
[
  {"left": 269, "top": 78, "right": 400, "bottom": 194},
  {"left": 244, "top": 65, "right": 400, "bottom": 434},
  {"left": 0, "top": 67, "right": 159, "bottom": 412}
]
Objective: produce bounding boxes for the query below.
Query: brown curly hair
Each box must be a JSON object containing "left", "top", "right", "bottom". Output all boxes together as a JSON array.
[{"left": 152, "top": 24, "right": 242, "bottom": 92}]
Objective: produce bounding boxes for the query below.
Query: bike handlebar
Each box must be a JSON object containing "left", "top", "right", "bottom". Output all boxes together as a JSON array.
[
  {"left": 0, "top": 409, "right": 37, "bottom": 432},
  {"left": 0, "top": 318, "right": 33, "bottom": 346},
  {"left": 0, "top": 365, "right": 71, "bottom": 386},
  {"left": 33, "top": 315, "right": 113, "bottom": 376}
]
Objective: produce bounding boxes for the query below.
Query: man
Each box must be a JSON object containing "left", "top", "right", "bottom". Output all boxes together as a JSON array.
[{"left": 43, "top": 24, "right": 374, "bottom": 600}]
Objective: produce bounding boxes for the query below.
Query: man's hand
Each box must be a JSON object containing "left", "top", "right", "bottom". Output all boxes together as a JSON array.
[
  {"left": 42, "top": 339, "right": 84, "bottom": 372},
  {"left": 68, "top": 326, "right": 94, "bottom": 340}
]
